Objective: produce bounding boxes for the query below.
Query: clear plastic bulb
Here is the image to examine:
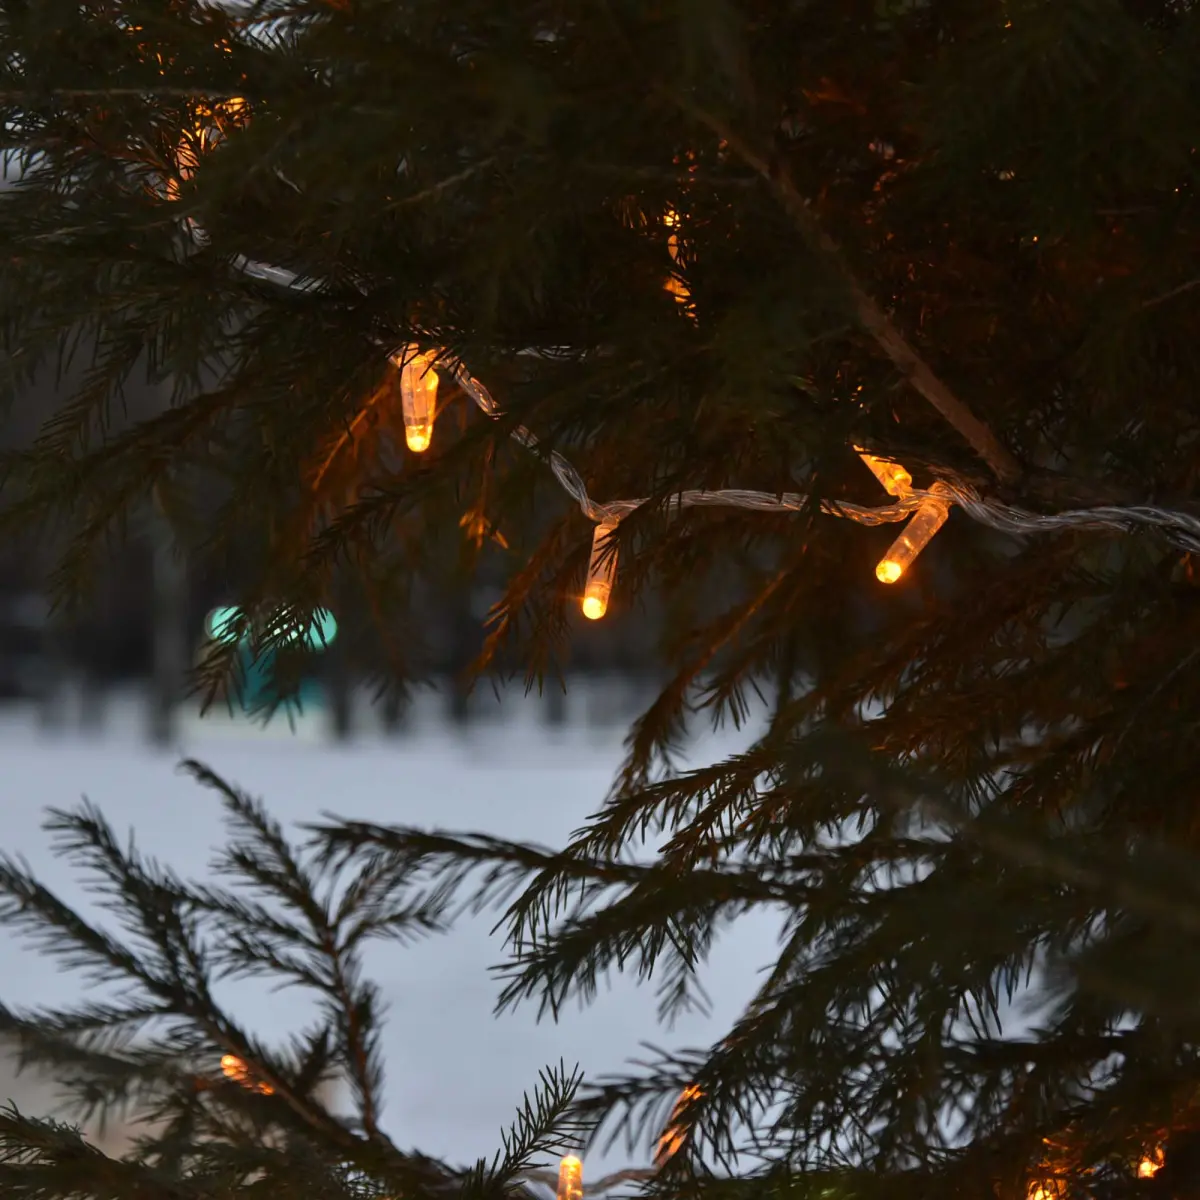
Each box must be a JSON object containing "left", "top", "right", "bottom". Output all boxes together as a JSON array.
[
  {"left": 876, "top": 483, "right": 952, "bottom": 583},
  {"left": 855, "top": 448, "right": 912, "bottom": 497},
  {"left": 556, "top": 1156, "right": 583, "bottom": 1200},
  {"left": 220, "top": 1053, "right": 273, "bottom": 1095},
  {"left": 662, "top": 208, "right": 691, "bottom": 309},
  {"left": 397, "top": 349, "right": 438, "bottom": 453},
  {"left": 582, "top": 518, "right": 619, "bottom": 620}
]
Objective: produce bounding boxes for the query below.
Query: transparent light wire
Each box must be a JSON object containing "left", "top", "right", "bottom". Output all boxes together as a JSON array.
[{"left": 209, "top": 242, "right": 1200, "bottom": 557}]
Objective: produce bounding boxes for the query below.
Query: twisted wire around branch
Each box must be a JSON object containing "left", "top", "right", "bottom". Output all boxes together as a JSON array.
[{"left": 228, "top": 250, "right": 1200, "bottom": 555}]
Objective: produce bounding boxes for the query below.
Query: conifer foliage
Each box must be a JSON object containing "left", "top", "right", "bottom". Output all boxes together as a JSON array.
[
  {"left": 3, "top": 2, "right": 1200, "bottom": 1200},
  {"left": 0, "top": 764, "right": 590, "bottom": 1200}
]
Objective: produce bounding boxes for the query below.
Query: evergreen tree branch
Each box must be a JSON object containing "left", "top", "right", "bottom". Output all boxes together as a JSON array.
[
  {"left": 0, "top": 1106, "right": 210, "bottom": 1200},
  {"left": 670, "top": 98, "right": 1022, "bottom": 485},
  {"left": 0, "top": 786, "right": 510, "bottom": 1194}
]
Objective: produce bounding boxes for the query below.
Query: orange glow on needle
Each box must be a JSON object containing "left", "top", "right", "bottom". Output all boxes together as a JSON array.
[{"left": 220, "top": 1054, "right": 273, "bottom": 1094}]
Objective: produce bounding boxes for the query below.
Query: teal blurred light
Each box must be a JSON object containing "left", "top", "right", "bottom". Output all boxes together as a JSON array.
[
  {"left": 204, "top": 606, "right": 338, "bottom": 650},
  {"left": 202, "top": 605, "right": 336, "bottom": 714}
]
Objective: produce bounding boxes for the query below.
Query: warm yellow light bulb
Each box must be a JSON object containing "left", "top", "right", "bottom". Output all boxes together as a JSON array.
[
  {"left": 397, "top": 349, "right": 439, "bottom": 454},
  {"left": 220, "top": 1053, "right": 272, "bottom": 1094},
  {"left": 856, "top": 448, "right": 912, "bottom": 497},
  {"left": 876, "top": 482, "right": 953, "bottom": 584},
  {"left": 662, "top": 208, "right": 693, "bottom": 312},
  {"left": 556, "top": 1156, "right": 584, "bottom": 1200},
  {"left": 582, "top": 518, "right": 620, "bottom": 620},
  {"left": 1138, "top": 1149, "right": 1164, "bottom": 1178}
]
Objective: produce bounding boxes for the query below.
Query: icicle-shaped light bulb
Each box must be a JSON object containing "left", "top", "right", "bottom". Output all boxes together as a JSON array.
[
  {"left": 662, "top": 207, "right": 692, "bottom": 311},
  {"left": 556, "top": 1156, "right": 583, "bottom": 1200},
  {"left": 582, "top": 517, "right": 619, "bottom": 620},
  {"left": 397, "top": 349, "right": 439, "bottom": 453},
  {"left": 220, "top": 1053, "right": 273, "bottom": 1094},
  {"left": 876, "top": 482, "right": 953, "bottom": 584},
  {"left": 855, "top": 447, "right": 912, "bottom": 497}
]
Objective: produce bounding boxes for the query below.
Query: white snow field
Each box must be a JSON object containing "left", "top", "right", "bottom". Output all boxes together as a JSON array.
[{"left": 0, "top": 681, "right": 782, "bottom": 1174}]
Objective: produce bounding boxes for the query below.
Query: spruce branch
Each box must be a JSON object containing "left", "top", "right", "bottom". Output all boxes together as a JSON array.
[
  {"left": 671, "top": 99, "right": 1022, "bottom": 485},
  {"left": 1, "top": 785, "right": 439, "bottom": 1187},
  {"left": 795, "top": 731, "right": 1200, "bottom": 945},
  {"left": 1139, "top": 276, "right": 1200, "bottom": 312},
  {"left": 0, "top": 775, "right": 646, "bottom": 1200}
]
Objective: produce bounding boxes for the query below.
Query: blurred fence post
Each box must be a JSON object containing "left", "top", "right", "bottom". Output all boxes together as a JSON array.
[
  {"left": 380, "top": 685, "right": 410, "bottom": 734},
  {"left": 148, "top": 498, "right": 188, "bottom": 747},
  {"left": 446, "top": 592, "right": 475, "bottom": 726},
  {"left": 36, "top": 615, "right": 69, "bottom": 731},
  {"left": 327, "top": 636, "right": 352, "bottom": 741},
  {"left": 543, "top": 679, "right": 566, "bottom": 726}
]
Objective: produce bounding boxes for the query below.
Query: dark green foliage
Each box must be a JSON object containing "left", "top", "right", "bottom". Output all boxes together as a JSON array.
[
  {"left": 0, "top": 765, "right": 590, "bottom": 1200},
  {"left": 4, "top": 2, "right": 1200, "bottom": 1200}
]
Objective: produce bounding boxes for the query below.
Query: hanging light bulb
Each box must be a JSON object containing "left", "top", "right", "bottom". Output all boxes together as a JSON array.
[
  {"left": 582, "top": 517, "right": 620, "bottom": 620},
  {"left": 220, "top": 1053, "right": 273, "bottom": 1094},
  {"left": 1138, "top": 1148, "right": 1164, "bottom": 1178},
  {"left": 662, "top": 207, "right": 692, "bottom": 312},
  {"left": 395, "top": 348, "right": 439, "bottom": 453},
  {"left": 556, "top": 1156, "right": 583, "bottom": 1200},
  {"left": 855, "top": 446, "right": 912, "bottom": 497},
  {"left": 876, "top": 482, "right": 953, "bottom": 583}
]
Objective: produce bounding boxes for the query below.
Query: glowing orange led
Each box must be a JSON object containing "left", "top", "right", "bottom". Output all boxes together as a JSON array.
[
  {"left": 662, "top": 208, "right": 692, "bottom": 312},
  {"left": 396, "top": 349, "right": 439, "bottom": 453},
  {"left": 1138, "top": 1148, "right": 1164, "bottom": 1178},
  {"left": 855, "top": 447, "right": 912, "bottom": 497},
  {"left": 582, "top": 518, "right": 620, "bottom": 620},
  {"left": 876, "top": 483, "right": 953, "bottom": 584},
  {"left": 1027, "top": 1180, "right": 1066, "bottom": 1200},
  {"left": 556, "top": 1156, "right": 583, "bottom": 1200},
  {"left": 220, "top": 1054, "right": 273, "bottom": 1094}
]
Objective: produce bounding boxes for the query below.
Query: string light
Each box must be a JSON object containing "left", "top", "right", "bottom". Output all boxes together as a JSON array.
[
  {"left": 556, "top": 1156, "right": 584, "bottom": 1200},
  {"left": 1028, "top": 1184, "right": 1061, "bottom": 1200},
  {"left": 856, "top": 447, "right": 912, "bottom": 497},
  {"left": 854, "top": 449, "right": 952, "bottom": 582},
  {"left": 221, "top": 250, "right": 1200, "bottom": 604},
  {"left": 173, "top": 118, "right": 1200, "bottom": 623},
  {"left": 219, "top": 1053, "right": 272, "bottom": 1094},
  {"left": 521, "top": 1086, "right": 700, "bottom": 1197},
  {"left": 582, "top": 517, "right": 620, "bottom": 620},
  {"left": 876, "top": 481, "right": 954, "bottom": 584},
  {"left": 1138, "top": 1148, "right": 1164, "bottom": 1178},
  {"left": 663, "top": 206, "right": 692, "bottom": 311},
  {"left": 395, "top": 347, "right": 439, "bottom": 453}
]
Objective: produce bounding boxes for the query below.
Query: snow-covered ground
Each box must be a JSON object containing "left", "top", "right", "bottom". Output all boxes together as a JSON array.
[{"left": 0, "top": 680, "right": 782, "bottom": 1173}]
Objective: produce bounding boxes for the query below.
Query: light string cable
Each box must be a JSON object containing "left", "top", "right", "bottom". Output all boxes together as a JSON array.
[
  {"left": 234, "top": 244, "right": 1200, "bottom": 565},
  {"left": 176, "top": 158, "right": 1200, "bottom": 603}
]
